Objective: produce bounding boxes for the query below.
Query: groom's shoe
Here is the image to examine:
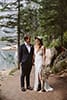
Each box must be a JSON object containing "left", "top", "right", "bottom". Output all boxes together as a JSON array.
[
  {"left": 21, "top": 87, "right": 26, "bottom": 92},
  {"left": 27, "top": 86, "right": 33, "bottom": 90}
]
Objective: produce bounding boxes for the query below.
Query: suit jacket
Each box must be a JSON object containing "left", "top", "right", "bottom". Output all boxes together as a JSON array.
[{"left": 19, "top": 43, "right": 34, "bottom": 65}]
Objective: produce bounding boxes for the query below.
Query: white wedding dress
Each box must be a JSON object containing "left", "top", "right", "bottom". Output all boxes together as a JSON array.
[
  {"left": 34, "top": 47, "right": 43, "bottom": 91},
  {"left": 34, "top": 47, "right": 53, "bottom": 92}
]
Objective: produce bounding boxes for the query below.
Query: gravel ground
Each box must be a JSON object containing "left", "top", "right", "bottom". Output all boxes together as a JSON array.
[{"left": 0, "top": 67, "right": 67, "bottom": 100}]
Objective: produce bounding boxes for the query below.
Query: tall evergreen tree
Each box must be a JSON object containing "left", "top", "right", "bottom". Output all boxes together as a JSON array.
[{"left": 38, "top": 0, "right": 67, "bottom": 45}]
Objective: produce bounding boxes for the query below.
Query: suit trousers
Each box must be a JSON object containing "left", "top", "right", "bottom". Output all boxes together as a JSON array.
[{"left": 20, "top": 62, "right": 32, "bottom": 88}]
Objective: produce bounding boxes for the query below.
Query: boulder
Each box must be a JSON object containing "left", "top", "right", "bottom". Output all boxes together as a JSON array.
[{"left": 52, "top": 50, "right": 67, "bottom": 73}]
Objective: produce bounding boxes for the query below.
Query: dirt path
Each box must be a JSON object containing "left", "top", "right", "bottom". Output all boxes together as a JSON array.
[{"left": 0, "top": 67, "right": 67, "bottom": 100}]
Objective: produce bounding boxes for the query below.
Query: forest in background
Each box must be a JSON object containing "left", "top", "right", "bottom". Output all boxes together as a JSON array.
[
  {"left": 0, "top": 0, "right": 67, "bottom": 48},
  {"left": 18, "top": 0, "right": 67, "bottom": 48}
]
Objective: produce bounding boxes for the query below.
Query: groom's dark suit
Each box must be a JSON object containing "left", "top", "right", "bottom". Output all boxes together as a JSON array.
[{"left": 19, "top": 43, "right": 34, "bottom": 89}]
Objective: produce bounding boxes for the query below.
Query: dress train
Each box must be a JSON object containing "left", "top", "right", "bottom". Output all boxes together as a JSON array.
[{"left": 44, "top": 79, "right": 53, "bottom": 92}]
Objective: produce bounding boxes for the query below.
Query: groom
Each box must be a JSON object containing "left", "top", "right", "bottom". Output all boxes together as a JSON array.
[{"left": 19, "top": 34, "right": 34, "bottom": 91}]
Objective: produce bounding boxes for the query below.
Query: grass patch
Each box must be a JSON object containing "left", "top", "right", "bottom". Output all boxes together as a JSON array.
[{"left": 9, "top": 67, "right": 18, "bottom": 76}]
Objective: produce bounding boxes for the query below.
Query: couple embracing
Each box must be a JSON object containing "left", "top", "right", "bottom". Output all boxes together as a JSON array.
[{"left": 19, "top": 34, "right": 53, "bottom": 92}]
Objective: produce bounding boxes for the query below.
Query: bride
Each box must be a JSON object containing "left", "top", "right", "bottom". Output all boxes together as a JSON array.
[{"left": 34, "top": 36, "right": 53, "bottom": 92}]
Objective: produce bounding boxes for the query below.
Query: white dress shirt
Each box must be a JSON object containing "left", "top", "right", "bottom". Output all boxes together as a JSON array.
[{"left": 24, "top": 42, "right": 31, "bottom": 53}]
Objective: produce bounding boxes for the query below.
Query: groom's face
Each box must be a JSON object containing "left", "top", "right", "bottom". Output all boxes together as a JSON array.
[{"left": 26, "top": 36, "right": 31, "bottom": 45}]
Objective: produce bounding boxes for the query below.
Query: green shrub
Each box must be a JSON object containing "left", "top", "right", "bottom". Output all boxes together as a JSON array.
[
  {"left": 52, "top": 59, "right": 67, "bottom": 74},
  {"left": 63, "top": 32, "right": 67, "bottom": 48},
  {"left": 49, "top": 38, "right": 61, "bottom": 48}
]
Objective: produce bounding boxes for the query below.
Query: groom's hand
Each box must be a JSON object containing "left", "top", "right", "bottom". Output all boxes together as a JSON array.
[{"left": 18, "top": 63, "right": 20, "bottom": 69}]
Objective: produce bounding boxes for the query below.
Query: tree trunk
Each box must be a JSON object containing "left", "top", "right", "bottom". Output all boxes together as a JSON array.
[{"left": 17, "top": 0, "right": 20, "bottom": 69}]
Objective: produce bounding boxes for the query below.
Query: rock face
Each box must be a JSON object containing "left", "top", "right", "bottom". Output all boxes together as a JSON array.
[{"left": 52, "top": 50, "right": 67, "bottom": 73}]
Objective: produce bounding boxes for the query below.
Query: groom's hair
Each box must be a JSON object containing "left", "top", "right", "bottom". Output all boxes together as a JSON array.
[{"left": 24, "top": 34, "right": 31, "bottom": 41}]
